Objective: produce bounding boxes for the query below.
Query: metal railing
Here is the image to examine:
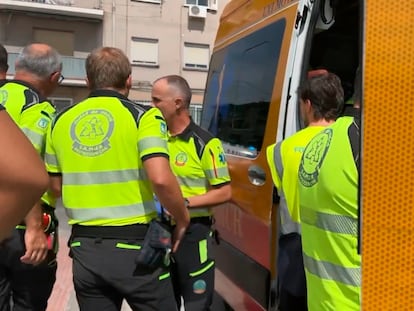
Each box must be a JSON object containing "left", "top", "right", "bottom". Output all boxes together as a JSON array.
[{"left": 14, "top": 0, "right": 73, "bottom": 6}]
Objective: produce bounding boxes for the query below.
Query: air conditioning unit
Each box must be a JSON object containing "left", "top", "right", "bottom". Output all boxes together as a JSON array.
[{"left": 188, "top": 5, "right": 207, "bottom": 19}]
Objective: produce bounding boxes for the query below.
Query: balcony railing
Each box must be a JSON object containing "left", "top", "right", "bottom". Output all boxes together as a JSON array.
[
  {"left": 15, "top": 0, "right": 73, "bottom": 6},
  {"left": 1, "top": 0, "right": 104, "bottom": 20},
  {"left": 8, "top": 53, "right": 86, "bottom": 80}
]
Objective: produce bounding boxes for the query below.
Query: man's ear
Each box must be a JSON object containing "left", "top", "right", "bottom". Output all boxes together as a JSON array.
[
  {"left": 126, "top": 74, "right": 132, "bottom": 90},
  {"left": 85, "top": 77, "right": 90, "bottom": 89},
  {"left": 304, "top": 99, "right": 312, "bottom": 112},
  {"left": 175, "top": 97, "right": 184, "bottom": 109},
  {"left": 50, "top": 71, "right": 60, "bottom": 84}
]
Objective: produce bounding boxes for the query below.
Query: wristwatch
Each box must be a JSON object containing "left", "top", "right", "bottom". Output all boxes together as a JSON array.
[{"left": 184, "top": 198, "right": 190, "bottom": 208}]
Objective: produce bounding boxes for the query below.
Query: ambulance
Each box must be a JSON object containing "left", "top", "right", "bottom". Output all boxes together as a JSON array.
[{"left": 201, "top": 0, "right": 413, "bottom": 309}]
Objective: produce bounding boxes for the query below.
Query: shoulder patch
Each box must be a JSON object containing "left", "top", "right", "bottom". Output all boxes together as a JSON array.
[
  {"left": 37, "top": 117, "right": 50, "bottom": 129},
  {"left": 160, "top": 120, "right": 167, "bottom": 135},
  {"left": 0, "top": 89, "right": 8, "bottom": 106}
]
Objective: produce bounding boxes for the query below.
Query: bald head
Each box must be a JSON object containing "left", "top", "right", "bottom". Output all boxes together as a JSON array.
[
  {"left": 153, "top": 75, "right": 192, "bottom": 109},
  {"left": 15, "top": 43, "right": 62, "bottom": 80}
]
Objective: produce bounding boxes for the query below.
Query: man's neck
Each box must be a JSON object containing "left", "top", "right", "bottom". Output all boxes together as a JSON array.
[
  {"left": 168, "top": 114, "right": 191, "bottom": 136},
  {"left": 307, "top": 119, "right": 335, "bottom": 127},
  {"left": 14, "top": 72, "right": 45, "bottom": 97},
  {"left": 99, "top": 87, "right": 129, "bottom": 97}
]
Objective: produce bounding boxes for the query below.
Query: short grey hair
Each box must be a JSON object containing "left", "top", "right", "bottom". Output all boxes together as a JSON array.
[
  {"left": 15, "top": 44, "right": 62, "bottom": 79},
  {"left": 154, "top": 75, "right": 192, "bottom": 108}
]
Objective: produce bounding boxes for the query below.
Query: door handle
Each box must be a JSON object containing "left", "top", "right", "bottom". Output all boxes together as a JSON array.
[{"left": 247, "top": 165, "right": 266, "bottom": 186}]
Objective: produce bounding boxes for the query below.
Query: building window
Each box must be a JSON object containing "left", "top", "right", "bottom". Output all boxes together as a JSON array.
[
  {"left": 49, "top": 97, "right": 73, "bottom": 113},
  {"left": 132, "top": 0, "right": 161, "bottom": 3},
  {"left": 184, "top": 0, "right": 217, "bottom": 10},
  {"left": 131, "top": 38, "right": 159, "bottom": 67},
  {"left": 185, "top": 0, "right": 208, "bottom": 6},
  {"left": 33, "top": 28, "right": 74, "bottom": 56},
  {"left": 183, "top": 43, "right": 209, "bottom": 71},
  {"left": 189, "top": 104, "right": 202, "bottom": 125}
]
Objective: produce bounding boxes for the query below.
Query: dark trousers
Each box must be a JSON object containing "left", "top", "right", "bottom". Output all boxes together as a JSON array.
[
  {"left": 0, "top": 229, "right": 57, "bottom": 311},
  {"left": 70, "top": 235, "right": 177, "bottom": 311},
  {"left": 278, "top": 233, "right": 307, "bottom": 311},
  {"left": 171, "top": 222, "right": 215, "bottom": 311}
]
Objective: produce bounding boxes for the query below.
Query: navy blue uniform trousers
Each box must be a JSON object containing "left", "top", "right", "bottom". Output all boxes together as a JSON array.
[
  {"left": 70, "top": 234, "right": 177, "bottom": 311},
  {"left": 278, "top": 233, "right": 307, "bottom": 311},
  {"left": 171, "top": 221, "right": 215, "bottom": 311},
  {"left": 0, "top": 229, "right": 57, "bottom": 311}
]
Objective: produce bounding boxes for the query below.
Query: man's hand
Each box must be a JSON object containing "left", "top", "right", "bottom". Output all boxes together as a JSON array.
[
  {"left": 20, "top": 202, "right": 48, "bottom": 265},
  {"left": 172, "top": 222, "right": 188, "bottom": 253},
  {"left": 20, "top": 226, "right": 48, "bottom": 265}
]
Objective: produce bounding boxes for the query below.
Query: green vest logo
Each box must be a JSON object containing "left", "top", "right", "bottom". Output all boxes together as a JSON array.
[
  {"left": 37, "top": 117, "right": 49, "bottom": 129},
  {"left": 70, "top": 109, "right": 114, "bottom": 157},
  {"left": 298, "top": 128, "right": 332, "bottom": 187},
  {"left": 0, "top": 90, "right": 8, "bottom": 106},
  {"left": 175, "top": 152, "right": 188, "bottom": 166}
]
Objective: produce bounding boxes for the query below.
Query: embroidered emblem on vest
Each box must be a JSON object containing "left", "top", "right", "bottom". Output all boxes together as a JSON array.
[
  {"left": 298, "top": 128, "right": 332, "bottom": 187},
  {"left": 175, "top": 152, "right": 188, "bottom": 166},
  {"left": 70, "top": 109, "right": 114, "bottom": 157},
  {"left": 0, "top": 90, "right": 7, "bottom": 106}
]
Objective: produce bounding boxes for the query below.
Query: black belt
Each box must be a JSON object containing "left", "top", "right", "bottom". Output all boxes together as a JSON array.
[
  {"left": 72, "top": 224, "right": 148, "bottom": 239},
  {"left": 190, "top": 216, "right": 213, "bottom": 226}
]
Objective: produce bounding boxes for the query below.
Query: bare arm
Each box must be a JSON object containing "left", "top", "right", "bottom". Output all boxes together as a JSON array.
[
  {"left": 186, "top": 183, "right": 232, "bottom": 208},
  {"left": 143, "top": 156, "right": 190, "bottom": 251},
  {"left": 0, "top": 111, "right": 49, "bottom": 241},
  {"left": 49, "top": 175, "right": 62, "bottom": 199},
  {"left": 20, "top": 202, "right": 48, "bottom": 265}
]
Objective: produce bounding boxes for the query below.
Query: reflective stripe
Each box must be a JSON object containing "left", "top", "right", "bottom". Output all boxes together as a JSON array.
[
  {"left": 22, "top": 127, "right": 43, "bottom": 149},
  {"left": 273, "top": 142, "right": 284, "bottom": 181},
  {"left": 205, "top": 167, "right": 229, "bottom": 179},
  {"left": 45, "top": 152, "right": 58, "bottom": 167},
  {"left": 159, "top": 272, "right": 170, "bottom": 280},
  {"left": 66, "top": 203, "right": 155, "bottom": 221},
  {"left": 116, "top": 243, "right": 141, "bottom": 250},
  {"left": 71, "top": 241, "right": 81, "bottom": 247},
  {"left": 303, "top": 253, "right": 361, "bottom": 287},
  {"left": 273, "top": 142, "right": 301, "bottom": 234},
  {"left": 176, "top": 175, "right": 208, "bottom": 188},
  {"left": 301, "top": 206, "right": 358, "bottom": 235},
  {"left": 63, "top": 169, "right": 145, "bottom": 185},
  {"left": 189, "top": 261, "right": 215, "bottom": 277},
  {"left": 138, "top": 136, "right": 167, "bottom": 151},
  {"left": 199, "top": 239, "right": 207, "bottom": 263},
  {"left": 279, "top": 198, "right": 301, "bottom": 234},
  {"left": 189, "top": 209, "right": 211, "bottom": 218}
]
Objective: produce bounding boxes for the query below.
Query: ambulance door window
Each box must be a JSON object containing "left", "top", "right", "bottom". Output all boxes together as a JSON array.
[{"left": 201, "top": 18, "right": 286, "bottom": 153}]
